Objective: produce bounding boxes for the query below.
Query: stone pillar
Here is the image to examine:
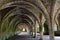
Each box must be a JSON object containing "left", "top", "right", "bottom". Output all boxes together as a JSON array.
[
  {"left": 31, "top": 25, "right": 34, "bottom": 37},
  {"left": 31, "top": 27, "right": 34, "bottom": 36},
  {"left": 48, "top": 19, "right": 54, "bottom": 40},
  {"left": 39, "top": 14, "right": 43, "bottom": 40},
  {"left": 39, "top": 21, "right": 43, "bottom": 40},
  {"left": 48, "top": 0, "right": 55, "bottom": 40},
  {"left": 0, "top": 14, "right": 1, "bottom": 36},
  {"left": 34, "top": 21, "right": 37, "bottom": 38}
]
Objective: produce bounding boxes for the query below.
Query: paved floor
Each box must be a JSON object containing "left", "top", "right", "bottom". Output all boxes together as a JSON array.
[
  {"left": 7, "top": 35, "right": 39, "bottom": 40},
  {"left": 7, "top": 32, "right": 60, "bottom": 40}
]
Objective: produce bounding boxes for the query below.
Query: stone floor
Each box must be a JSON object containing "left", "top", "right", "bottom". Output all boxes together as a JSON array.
[{"left": 7, "top": 32, "right": 60, "bottom": 40}]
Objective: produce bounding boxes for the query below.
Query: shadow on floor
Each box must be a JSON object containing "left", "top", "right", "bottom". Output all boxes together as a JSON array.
[{"left": 7, "top": 35, "right": 39, "bottom": 40}]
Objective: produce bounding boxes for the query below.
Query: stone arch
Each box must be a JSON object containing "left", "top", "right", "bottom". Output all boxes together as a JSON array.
[
  {"left": 0, "top": 12, "right": 35, "bottom": 39},
  {"left": 54, "top": 8, "right": 60, "bottom": 29},
  {"left": 0, "top": 0, "right": 49, "bottom": 22},
  {"left": 53, "top": 0, "right": 60, "bottom": 19}
]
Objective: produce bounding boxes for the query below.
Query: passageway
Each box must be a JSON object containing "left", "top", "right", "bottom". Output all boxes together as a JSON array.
[{"left": 0, "top": 0, "right": 60, "bottom": 40}]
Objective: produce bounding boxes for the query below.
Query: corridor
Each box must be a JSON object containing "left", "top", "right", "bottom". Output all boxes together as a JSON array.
[{"left": 0, "top": 0, "right": 60, "bottom": 40}]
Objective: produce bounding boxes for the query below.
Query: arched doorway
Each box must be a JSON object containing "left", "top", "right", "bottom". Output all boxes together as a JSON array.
[{"left": 44, "top": 21, "right": 49, "bottom": 35}]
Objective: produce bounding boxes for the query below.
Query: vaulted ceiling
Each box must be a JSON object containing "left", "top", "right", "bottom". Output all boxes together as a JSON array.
[{"left": 0, "top": 0, "right": 60, "bottom": 40}]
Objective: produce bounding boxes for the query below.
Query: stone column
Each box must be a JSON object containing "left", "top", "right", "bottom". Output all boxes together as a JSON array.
[
  {"left": 31, "top": 27, "right": 34, "bottom": 37},
  {"left": 34, "top": 21, "right": 37, "bottom": 38},
  {"left": 39, "top": 21, "right": 43, "bottom": 40},
  {"left": 48, "top": 18, "right": 54, "bottom": 40},
  {"left": 39, "top": 14, "right": 43, "bottom": 40},
  {"left": 48, "top": 0, "right": 55, "bottom": 40},
  {"left": 0, "top": 14, "right": 1, "bottom": 36},
  {"left": 31, "top": 25, "right": 34, "bottom": 37}
]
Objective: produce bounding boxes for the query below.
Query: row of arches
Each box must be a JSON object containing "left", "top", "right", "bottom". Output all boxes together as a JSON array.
[{"left": 0, "top": 0, "right": 60, "bottom": 40}]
